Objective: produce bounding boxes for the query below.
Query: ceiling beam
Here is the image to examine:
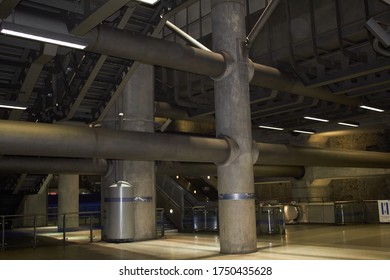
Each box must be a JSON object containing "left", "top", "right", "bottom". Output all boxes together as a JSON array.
[
  {"left": 9, "top": 43, "right": 57, "bottom": 120},
  {"left": 12, "top": 173, "right": 27, "bottom": 194},
  {"left": 71, "top": 0, "right": 136, "bottom": 36},
  {"left": 66, "top": 5, "right": 136, "bottom": 120},
  {"left": 96, "top": 0, "right": 200, "bottom": 122},
  {"left": 38, "top": 174, "right": 53, "bottom": 195},
  {"left": 0, "top": 0, "right": 21, "bottom": 19}
]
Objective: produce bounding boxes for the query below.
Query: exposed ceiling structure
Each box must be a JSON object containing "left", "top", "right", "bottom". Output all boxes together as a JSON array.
[{"left": 0, "top": 0, "right": 390, "bottom": 194}]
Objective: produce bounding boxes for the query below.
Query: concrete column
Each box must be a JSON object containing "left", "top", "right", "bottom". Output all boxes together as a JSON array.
[
  {"left": 101, "top": 63, "right": 155, "bottom": 242},
  {"left": 120, "top": 63, "right": 155, "bottom": 241},
  {"left": 101, "top": 102, "right": 128, "bottom": 242},
  {"left": 58, "top": 174, "right": 79, "bottom": 231},
  {"left": 212, "top": 0, "right": 257, "bottom": 253},
  {"left": 19, "top": 194, "right": 48, "bottom": 227}
]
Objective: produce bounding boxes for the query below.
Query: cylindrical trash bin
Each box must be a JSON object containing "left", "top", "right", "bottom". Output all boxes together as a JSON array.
[{"left": 102, "top": 181, "right": 135, "bottom": 242}]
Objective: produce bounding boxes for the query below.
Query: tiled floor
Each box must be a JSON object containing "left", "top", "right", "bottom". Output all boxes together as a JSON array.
[{"left": 1, "top": 224, "right": 390, "bottom": 260}]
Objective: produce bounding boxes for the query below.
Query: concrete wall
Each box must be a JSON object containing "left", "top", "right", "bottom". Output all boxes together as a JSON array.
[
  {"left": 330, "top": 177, "right": 390, "bottom": 201},
  {"left": 255, "top": 131, "right": 390, "bottom": 204},
  {"left": 324, "top": 132, "right": 389, "bottom": 152},
  {"left": 255, "top": 181, "right": 293, "bottom": 203}
]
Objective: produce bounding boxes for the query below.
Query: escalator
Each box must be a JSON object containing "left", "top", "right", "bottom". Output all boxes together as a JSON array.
[
  {"left": 179, "top": 176, "right": 218, "bottom": 202},
  {"left": 156, "top": 175, "right": 218, "bottom": 232}
]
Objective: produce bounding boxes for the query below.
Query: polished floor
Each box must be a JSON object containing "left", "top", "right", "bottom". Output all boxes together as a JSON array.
[{"left": 1, "top": 224, "right": 390, "bottom": 260}]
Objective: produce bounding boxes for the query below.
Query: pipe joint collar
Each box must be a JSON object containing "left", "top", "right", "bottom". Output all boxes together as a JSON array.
[
  {"left": 247, "top": 59, "right": 255, "bottom": 82},
  {"left": 216, "top": 135, "right": 239, "bottom": 166},
  {"left": 210, "top": 51, "right": 234, "bottom": 81},
  {"left": 103, "top": 160, "right": 115, "bottom": 178},
  {"left": 252, "top": 140, "right": 260, "bottom": 164}
]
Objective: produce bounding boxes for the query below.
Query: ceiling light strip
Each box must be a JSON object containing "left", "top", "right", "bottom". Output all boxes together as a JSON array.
[
  {"left": 337, "top": 122, "right": 359, "bottom": 128},
  {"left": 359, "top": 105, "right": 385, "bottom": 112},
  {"left": 258, "top": 125, "right": 284, "bottom": 131},
  {"left": 1, "top": 29, "right": 87, "bottom": 49},
  {"left": 137, "top": 0, "right": 160, "bottom": 4},
  {"left": 293, "top": 129, "right": 315, "bottom": 135},
  {"left": 0, "top": 104, "right": 27, "bottom": 110},
  {"left": 0, "top": 22, "right": 87, "bottom": 50},
  {"left": 304, "top": 116, "right": 329, "bottom": 122}
]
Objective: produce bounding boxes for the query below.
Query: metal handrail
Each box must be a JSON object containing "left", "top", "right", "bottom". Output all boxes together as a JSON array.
[{"left": 0, "top": 209, "right": 164, "bottom": 251}]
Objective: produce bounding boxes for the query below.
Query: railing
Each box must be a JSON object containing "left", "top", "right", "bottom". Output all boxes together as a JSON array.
[
  {"left": 156, "top": 208, "right": 165, "bottom": 237},
  {"left": 1, "top": 209, "right": 166, "bottom": 251},
  {"left": 186, "top": 206, "right": 218, "bottom": 232},
  {"left": 256, "top": 205, "right": 286, "bottom": 235},
  {"left": 362, "top": 200, "right": 380, "bottom": 223}
]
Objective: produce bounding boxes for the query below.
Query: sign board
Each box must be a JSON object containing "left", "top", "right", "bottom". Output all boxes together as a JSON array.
[{"left": 378, "top": 200, "right": 390, "bottom": 223}]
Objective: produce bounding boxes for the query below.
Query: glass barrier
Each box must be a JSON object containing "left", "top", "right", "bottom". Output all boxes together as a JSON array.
[
  {"left": 256, "top": 205, "right": 285, "bottom": 235},
  {"left": 191, "top": 206, "right": 218, "bottom": 232},
  {"left": 1, "top": 209, "right": 165, "bottom": 251},
  {"left": 334, "top": 201, "right": 364, "bottom": 225}
]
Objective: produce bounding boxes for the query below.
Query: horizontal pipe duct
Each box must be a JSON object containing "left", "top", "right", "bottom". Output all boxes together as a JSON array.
[
  {"left": 256, "top": 143, "right": 390, "bottom": 168},
  {"left": 0, "top": 156, "right": 304, "bottom": 178},
  {"left": 85, "top": 26, "right": 225, "bottom": 78},
  {"left": 0, "top": 120, "right": 390, "bottom": 169},
  {"left": 0, "top": 120, "right": 229, "bottom": 163},
  {"left": 85, "top": 26, "right": 358, "bottom": 107},
  {"left": 156, "top": 162, "right": 305, "bottom": 178},
  {"left": 0, "top": 156, "right": 108, "bottom": 175}
]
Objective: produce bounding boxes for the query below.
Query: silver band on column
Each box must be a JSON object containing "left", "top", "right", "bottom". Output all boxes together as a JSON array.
[{"left": 218, "top": 193, "right": 256, "bottom": 200}]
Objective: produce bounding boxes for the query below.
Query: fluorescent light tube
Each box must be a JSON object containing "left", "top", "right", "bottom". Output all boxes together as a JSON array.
[
  {"left": 359, "top": 105, "right": 384, "bottom": 112},
  {"left": 337, "top": 122, "right": 359, "bottom": 128},
  {"left": 258, "top": 125, "right": 284, "bottom": 131},
  {"left": 293, "top": 129, "right": 315, "bottom": 135},
  {"left": 0, "top": 100, "right": 28, "bottom": 110},
  {"left": 304, "top": 116, "right": 329, "bottom": 122},
  {"left": 137, "top": 0, "right": 160, "bottom": 4},
  {"left": 0, "top": 104, "right": 27, "bottom": 110},
  {"left": 1, "top": 22, "right": 87, "bottom": 50}
]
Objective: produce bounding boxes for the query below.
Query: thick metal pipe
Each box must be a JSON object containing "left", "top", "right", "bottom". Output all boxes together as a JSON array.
[
  {"left": 165, "top": 20, "right": 211, "bottom": 52},
  {"left": 156, "top": 162, "right": 304, "bottom": 178},
  {"left": 0, "top": 120, "right": 229, "bottom": 163},
  {"left": 85, "top": 26, "right": 225, "bottom": 78},
  {"left": 1, "top": 120, "right": 390, "bottom": 169},
  {"left": 0, "top": 156, "right": 304, "bottom": 178},
  {"left": 250, "top": 64, "right": 360, "bottom": 106},
  {"left": 256, "top": 143, "right": 390, "bottom": 168},
  {"left": 246, "top": 0, "right": 281, "bottom": 49},
  {"left": 84, "top": 25, "right": 359, "bottom": 107},
  {"left": 0, "top": 156, "right": 108, "bottom": 175}
]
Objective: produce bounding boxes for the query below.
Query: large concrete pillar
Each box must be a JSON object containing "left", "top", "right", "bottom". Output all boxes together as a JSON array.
[
  {"left": 19, "top": 194, "right": 48, "bottom": 227},
  {"left": 58, "top": 174, "right": 79, "bottom": 231},
  {"left": 212, "top": 0, "right": 257, "bottom": 253},
  {"left": 121, "top": 63, "right": 156, "bottom": 241},
  {"left": 101, "top": 63, "right": 155, "bottom": 242}
]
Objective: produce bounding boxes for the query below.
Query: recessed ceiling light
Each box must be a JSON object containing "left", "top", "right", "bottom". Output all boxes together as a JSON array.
[
  {"left": 0, "top": 100, "right": 27, "bottom": 110},
  {"left": 258, "top": 125, "right": 284, "bottom": 131},
  {"left": 337, "top": 122, "right": 359, "bottom": 128},
  {"left": 304, "top": 116, "right": 329, "bottom": 122},
  {"left": 0, "top": 22, "right": 87, "bottom": 50},
  {"left": 359, "top": 105, "right": 384, "bottom": 112},
  {"left": 293, "top": 129, "right": 315, "bottom": 135},
  {"left": 137, "top": 0, "right": 160, "bottom": 5}
]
